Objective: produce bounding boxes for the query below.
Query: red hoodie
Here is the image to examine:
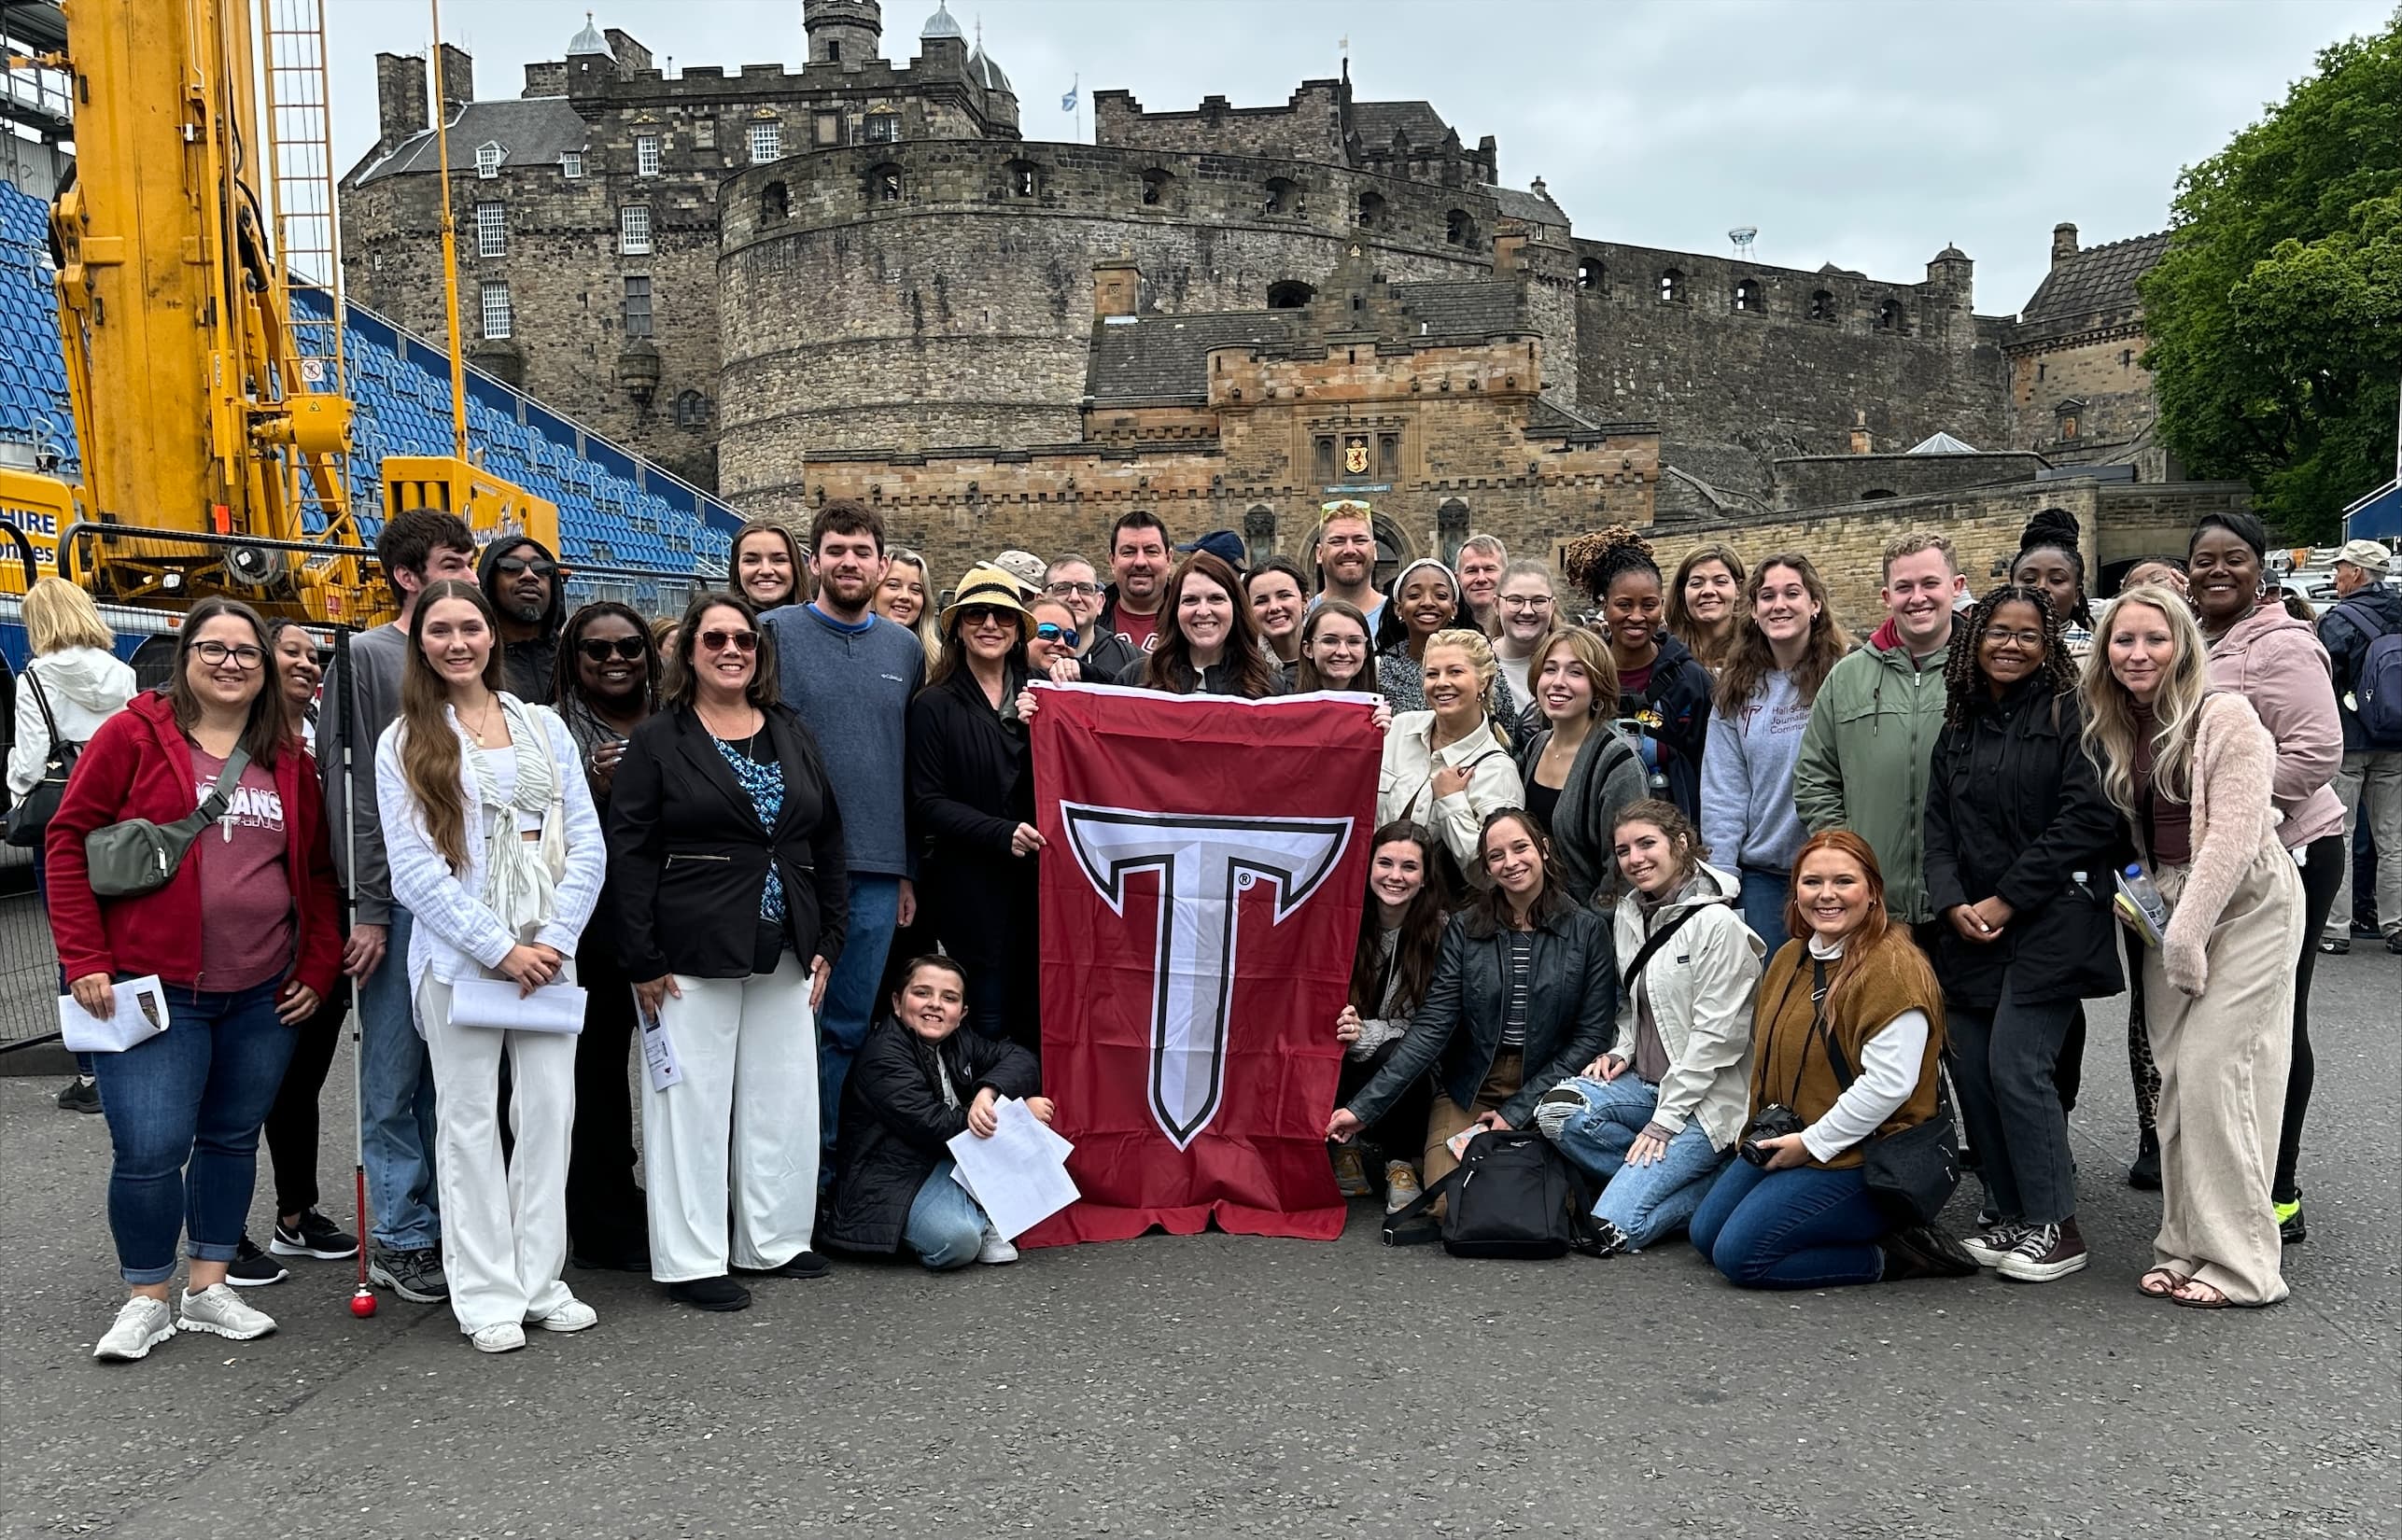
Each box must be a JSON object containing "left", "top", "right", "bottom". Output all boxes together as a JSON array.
[{"left": 45, "top": 691, "right": 342, "bottom": 998}]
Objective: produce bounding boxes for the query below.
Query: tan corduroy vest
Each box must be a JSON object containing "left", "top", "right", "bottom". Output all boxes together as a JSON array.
[{"left": 1749, "top": 937, "right": 1945, "bottom": 1170}]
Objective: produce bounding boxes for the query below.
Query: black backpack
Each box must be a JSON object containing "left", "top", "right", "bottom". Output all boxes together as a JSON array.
[{"left": 1380, "top": 1129, "right": 1605, "bottom": 1259}]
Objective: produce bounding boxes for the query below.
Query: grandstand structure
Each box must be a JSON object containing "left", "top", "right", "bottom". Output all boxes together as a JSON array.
[{"left": 0, "top": 178, "right": 738, "bottom": 629}]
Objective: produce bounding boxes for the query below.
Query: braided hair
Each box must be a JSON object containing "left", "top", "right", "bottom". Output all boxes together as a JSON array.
[
  {"left": 1561, "top": 525, "right": 1660, "bottom": 606},
  {"left": 1943, "top": 583, "right": 2077, "bottom": 729},
  {"left": 2013, "top": 509, "right": 2094, "bottom": 628}
]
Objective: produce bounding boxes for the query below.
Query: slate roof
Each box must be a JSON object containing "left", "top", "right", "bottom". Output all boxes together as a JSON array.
[
  {"left": 347, "top": 98, "right": 590, "bottom": 187},
  {"left": 1390, "top": 279, "right": 1524, "bottom": 337},
  {"left": 1086, "top": 313, "right": 1298, "bottom": 403},
  {"left": 1486, "top": 184, "right": 1568, "bottom": 228},
  {"left": 2017, "top": 231, "right": 2169, "bottom": 327},
  {"left": 1352, "top": 99, "right": 1450, "bottom": 147}
]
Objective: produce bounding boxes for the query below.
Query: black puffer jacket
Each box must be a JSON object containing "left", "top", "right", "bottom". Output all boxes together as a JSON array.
[
  {"left": 826, "top": 1016, "right": 1042, "bottom": 1253},
  {"left": 1616, "top": 630, "right": 1712, "bottom": 823},
  {"left": 1341, "top": 895, "right": 1617, "bottom": 1131},
  {"left": 2321, "top": 581, "right": 2402, "bottom": 750},
  {"left": 1921, "top": 678, "right": 2123, "bottom": 1008}
]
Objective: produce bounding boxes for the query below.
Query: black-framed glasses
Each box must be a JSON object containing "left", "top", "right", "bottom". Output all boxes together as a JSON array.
[
  {"left": 578, "top": 636, "right": 649, "bottom": 663},
  {"left": 493, "top": 555, "right": 556, "bottom": 579},
  {"left": 698, "top": 628, "right": 757, "bottom": 654},
  {"left": 1035, "top": 622, "right": 1079, "bottom": 645},
  {"left": 192, "top": 640, "right": 265, "bottom": 669},
  {"left": 1980, "top": 626, "right": 2045, "bottom": 649}
]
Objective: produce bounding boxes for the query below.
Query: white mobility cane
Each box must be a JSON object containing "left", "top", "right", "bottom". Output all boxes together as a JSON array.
[{"left": 332, "top": 628, "right": 377, "bottom": 1321}]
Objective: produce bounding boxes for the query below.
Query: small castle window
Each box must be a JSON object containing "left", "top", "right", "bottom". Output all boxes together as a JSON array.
[
  {"left": 479, "top": 281, "right": 512, "bottom": 340},
  {"left": 635, "top": 133, "right": 660, "bottom": 177},
  {"left": 1733, "top": 278, "right": 1763, "bottom": 312},
  {"left": 1446, "top": 209, "right": 1475, "bottom": 247},
  {"left": 618, "top": 203, "right": 653, "bottom": 255},
  {"left": 825, "top": 40, "right": 842, "bottom": 63},
  {"left": 1658, "top": 270, "right": 1685, "bottom": 303},
  {"left": 1378, "top": 433, "right": 1399, "bottom": 480},
  {"left": 1313, "top": 435, "right": 1337, "bottom": 483},
  {"left": 868, "top": 163, "right": 902, "bottom": 203},
  {"left": 622, "top": 274, "right": 653, "bottom": 338},
  {"left": 2120, "top": 348, "right": 2134, "bottom": 368},
  {"left": 2037, "top": 362, "right": 2047, "bottom": 383},
  {"left": 674, "top": 389, "right": 710, "bottom": 429},
  {"left": 748, "top": 119, "right": 781, "bottom": 164},
  {"left": 474, "top": 202, "right": 505, "bottom": 259},
  {"left": 1141, "top": 169, "right": 1172, "bottom": 206},
  {"left": 559, "top": 150, "right": 583, "bottom": 179},
  {"left": 1877, "top": 299, "right": 1904, "bottom": 332},
  {"left": 1808, "top": 289, "right": 1835, "bottom": 322},
  {"left": 1576, "top": 259, "right": 1598, "bottom": 292},
  {"left": 1264, "top": 178, "right": 1299, "bottom": 216},
  {"left": 864, "top": 112, "right": 898, "bottom": 145},
  {"left": 1007, "top": 160, "right": 1039, "bottom": 198},
  {"left": 1267, "top": 280, "right": 1313, "bottom": 310},
  {"left": 1356, "top": 190, "right": 1384, "bottom": 228},
  {"left": 475, "top": 142, "right": 504, "bottom": 178},
  {"left": 761, "top": 180, "right": 789, "bottom": 223}
]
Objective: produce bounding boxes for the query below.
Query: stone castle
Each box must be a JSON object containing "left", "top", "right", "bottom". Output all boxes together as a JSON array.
[{"left": 338, "top": 0, "right": 2240, "bottom": 619}]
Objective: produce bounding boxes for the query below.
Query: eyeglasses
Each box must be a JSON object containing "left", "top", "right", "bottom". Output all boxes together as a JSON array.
[
  {"left": 1034, "top": 622, "right": 1079, "bottom": 645},
  {"left": 1980, "top": 627, "right": 2045, "bottom": 649},
  {"left": 697, "top": 629, "right": 757, "bottom": 654},
  {"left": 1499, "top": 595, "right": 1555, "bottom": 611},
  {"left": 578, "top": 637, "right": 649, "bottom": 663},
  {"left": 492, "top": 555, "right": 556, "bottom": 579},
  {"left": 1045, "top": 581, "right": 1102, "bottom": 598},
  {"left": 958, "top": 606, "right": 1015, "bottom": 628},
  {"left": 192, "top": 640, "right": 265, "bottom": 669}
]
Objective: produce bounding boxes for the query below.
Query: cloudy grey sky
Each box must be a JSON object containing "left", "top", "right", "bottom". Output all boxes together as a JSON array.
[{"left": 327, "top": 0, "right": 2388, "bottom": 314}]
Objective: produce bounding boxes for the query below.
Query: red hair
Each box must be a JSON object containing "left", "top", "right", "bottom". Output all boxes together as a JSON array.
[{"left": 1783, "top": 830, "right": 1936, "bottom": 1019}]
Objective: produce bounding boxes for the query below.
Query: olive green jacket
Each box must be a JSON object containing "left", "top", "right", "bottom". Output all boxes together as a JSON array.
[{"left": 1791, "top": 620, "right": 1951, "bottom": 923}]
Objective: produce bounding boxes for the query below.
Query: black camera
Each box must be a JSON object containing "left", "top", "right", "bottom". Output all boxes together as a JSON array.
[{"left": 1739, "top": 1104, "right": 1805, "bottom": 1166}]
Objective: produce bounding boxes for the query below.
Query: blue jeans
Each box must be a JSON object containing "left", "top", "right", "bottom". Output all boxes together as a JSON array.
[
  {"left": 93, "top": 982, "right": 293, "bottom": 1285},
  {"left": 1542, "top": 1076, "right": 1730, "bottom": 1249},
  {"left": 818, "top": 875, "right": 901, "bottom": 1178},
  {"left": 1689, "top": 1155, "right": 1887, "bottom": 1289},
  {"left": 358, "top": 906, "right": 441, "bottom": 1252},
  {"left": 1738, "top": 867, "right": 1791, "bottom": 954},
  {"left": 905, "top": 1158, "right": 990, "bottom": 1270}
]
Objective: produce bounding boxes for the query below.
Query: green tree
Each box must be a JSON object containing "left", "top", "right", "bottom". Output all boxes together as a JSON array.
[{"left": 2142, "top": 11, "right": 2402, "bottom": 540}]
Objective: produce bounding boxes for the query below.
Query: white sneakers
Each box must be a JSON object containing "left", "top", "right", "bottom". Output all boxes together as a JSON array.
[
  {"left": 92, "top": 1296, "right": 176, "bottom": 1362},
  {"left": 471, "top": 1323, "right": 527, "bottom": 1354},
  {"left": 527, "top": 1297, "right": 598, "bottom": 1334},
  {"left": 975, "top": 1225, "right": 1019, "bottom": 1266},
  {"left": 176, "top": 1283, "right": 277, "bottom": 1341}
]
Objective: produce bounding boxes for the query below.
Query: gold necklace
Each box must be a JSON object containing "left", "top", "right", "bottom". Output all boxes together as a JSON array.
[{"left": 463, "top": 697, "right": 498, "bottom": 746}]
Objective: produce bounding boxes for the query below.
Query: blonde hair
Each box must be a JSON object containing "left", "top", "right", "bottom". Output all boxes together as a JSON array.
[
  {"left": 2080, "top": 584, "right": 2212, "bottom": 818},
  {"left": 1422, "top": 626, "right": 1510, "bottom": 747},
  {"left": 23, "top": 576, "right": 113, "bottom": 655},
  {"left": 878, "top": 550, "right": 944, "bottom": 670}
]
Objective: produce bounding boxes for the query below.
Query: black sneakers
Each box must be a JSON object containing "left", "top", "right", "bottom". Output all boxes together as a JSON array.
[
  {"left": 368, "top": 1245, "right": 450, "bottom": 1302},
  {"left": 736, "top": 1250, "right": 833, "bottom": 1281},
  {"left": 271, "top": 1210, "right": 359, "bottom": 1261},
  {"left": 56, "top": 1076, "right": 101, "bottom": 1114},
  {"left": 226, "top": 1235, "right": 288, "bottom": 1287},
  {"left": 667, "top": 1276, "right": 752, "bottom": 1312},
  {"left": 1878, "top": 1225, "right": 1980, "bottom": 1281},
  {"left": 1997, "top": 1218, "right": 2089, "bottom": 1282}
]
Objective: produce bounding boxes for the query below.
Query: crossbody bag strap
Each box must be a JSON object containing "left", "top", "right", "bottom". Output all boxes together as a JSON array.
[
  {"left": 1378, "top": 1164, "right": 1462, "bottom": 1246},
  {"left": 25, "top": 668, "right": 61, "bottom": 747},
  {"left": 1619, "top": 899, "right": 1718, "bottom": 994},
  {"left": 165, "top": 747, "right": 252, "bottom": 841}
]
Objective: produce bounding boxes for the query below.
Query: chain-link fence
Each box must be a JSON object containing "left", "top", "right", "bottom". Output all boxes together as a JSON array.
[{"left": 0, "top": 843, "right": 59, "bottom": 1051}]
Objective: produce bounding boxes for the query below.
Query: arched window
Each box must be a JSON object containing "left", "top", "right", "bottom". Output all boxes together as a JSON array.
[
  {"left": 1733, "top": 278, "right": 1763, "bottom": 312},
  {"left": 1141, "top": 168, "right": 1172, "bottom": 206},
  {"left": 1576, "top": 259, "right": 1598, "bottom": 291},
  {"left": 1808, "top": 289, "right": 1836, "bottom": 322},
  {"left": 1445, "top": 209, "right": 1475, "bottom": 246},
  {"left": 1658, "top": 269, "right": 1685, "bottom": 303},
  {"left": 1005, "top": 160, "right": 1039, "bottom": 198},
  {"left": 760, "top": 181, "right": 790, "bottom": 224},
  {"left": 1267, "top": 280, "right": 1314, "bottom": 310},
  {"left": 1877, "top": 299, "right": 1904, "bottom": 332},
  {"left": 673, "top": 389, "right": 710, "bottom": 428},
  {"left": 866, "top": 162, "right": 903, "bottom": 203},
  {"left": 1356, "top": 189, "right": 1385, "bottom": 229},
  {"left": 1264, "top": 177, "right": 1300, "bottom": 216}
]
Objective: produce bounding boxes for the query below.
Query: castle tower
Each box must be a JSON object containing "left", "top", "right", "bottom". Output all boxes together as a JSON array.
[{"left": 804, "top": 0, "right": 882, "bottom": 70}]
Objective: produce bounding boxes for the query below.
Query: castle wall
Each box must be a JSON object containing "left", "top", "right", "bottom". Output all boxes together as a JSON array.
[
  {"left": 1569, "top": 239, "right": 2012, "bottom": 505},
  {"left": 2009, "top": 329, "right": 2156, "bottom": 461},
  {"left": 1093, "top": 82, "right": 1348, "bottom": 165},
  {"left": 1773, "top": 450, "right": 2047, "bottom": 511}
]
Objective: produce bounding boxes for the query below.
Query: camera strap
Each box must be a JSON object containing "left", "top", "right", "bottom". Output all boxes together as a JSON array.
[{"left": 1750, "top": 956, "right": 1832, "bottom": 1113}]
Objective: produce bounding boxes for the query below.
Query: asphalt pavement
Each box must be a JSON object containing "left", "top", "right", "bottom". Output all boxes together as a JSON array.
[{"left": 3, "top": 949, "right": 2395, "bottom": 1540}]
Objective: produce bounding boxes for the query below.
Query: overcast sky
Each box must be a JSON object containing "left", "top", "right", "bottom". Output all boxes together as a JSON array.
[{"left": 327, "top": 0, "right": 2389, "bottom": 315}]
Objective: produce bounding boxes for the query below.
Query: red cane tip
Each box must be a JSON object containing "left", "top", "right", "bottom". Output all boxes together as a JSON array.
[{"left": 350, "top": 1287, "right": 378, "bottom": 1318}]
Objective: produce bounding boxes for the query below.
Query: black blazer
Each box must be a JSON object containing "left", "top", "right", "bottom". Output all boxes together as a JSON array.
[
  {"left": 906, "top": 665, "right": 1035, "bottom": 971},
  {"left": 607, "top": 702, "right": 850, "bottom": 980}
]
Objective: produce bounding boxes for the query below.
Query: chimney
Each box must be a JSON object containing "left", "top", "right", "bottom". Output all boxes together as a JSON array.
[
  {"left": 374, "top": 52, "right": 428, "bottom": 148},
  {"left": 1848, "top": 410, "right": 1873, "bottom": 456},
  {"left": 523, "top": 61, "right": 569, "bottom": 98},
  {"left": 606, "top": 29, "right": 654, "bottom": 74},
  {"left": 435, "top": 42, "right": 473, "bottom": 113},
  {"left": 1092, "top": 257, "right": 1140, "bottom": 320},
  {"left": 1492, "top": 231, "right": 1526, "bottom": 276},
  {"left": 2051, "top": 222, "right": 2080, "bottom": 265}
]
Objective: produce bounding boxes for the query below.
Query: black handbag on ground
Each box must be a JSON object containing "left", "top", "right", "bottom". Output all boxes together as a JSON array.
[
  {"left": 1818, "top": 984, "right": 1961, "bottom": 1228},
  {"left": 1380, "top": 1127, "right": 1604, "bottom": 1259},
  {"left": 7, "top": 672, "right": 77, "bottom": 848}
]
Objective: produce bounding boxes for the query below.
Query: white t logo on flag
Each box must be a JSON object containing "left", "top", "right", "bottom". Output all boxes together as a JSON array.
[{"left": 1061, "top": 804, "right": 1353, "bottom": 1149}]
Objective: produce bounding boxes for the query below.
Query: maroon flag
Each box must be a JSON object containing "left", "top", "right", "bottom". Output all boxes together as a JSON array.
[{"left": 1020, "top": 684, "right": 1382, "bottom": 1245}]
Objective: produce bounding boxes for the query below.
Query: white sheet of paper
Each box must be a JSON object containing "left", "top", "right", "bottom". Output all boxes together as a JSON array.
[
  {"left": 451, "top": 978, "right": 587, "bottom": 1033},
  {"left": 946, "top": 1097, "right": 1078, "bottom": 1240},
  {"left": 57, "top": 975, "right": 171, "bottom": 1053},
  {"left": 639, "top": 1009, "right": 682, "bottom": 1091}
]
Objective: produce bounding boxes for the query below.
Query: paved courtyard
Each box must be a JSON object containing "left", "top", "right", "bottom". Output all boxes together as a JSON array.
[{"left": 2, "top": 954, "right": 2394, "bottom": 1539}]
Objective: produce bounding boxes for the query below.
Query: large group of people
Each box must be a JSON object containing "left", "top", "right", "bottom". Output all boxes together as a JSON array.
[{"left": 29, "top": 490, "right": 2389, "bottom": 1363}]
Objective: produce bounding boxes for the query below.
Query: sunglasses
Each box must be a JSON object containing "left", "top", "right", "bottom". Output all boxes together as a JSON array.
[
  {"left": 698, "top": 629, "right": 758, "bottom": 654},
  {"left": 1035, "top": 622, "right": 1079, "bottom": 645},
  {"left": 958, "top": 605, "right": 1017, "bottom": 628},
  {"left": 493, "top": 555, "right": 556, "bottom": 579},
  {"left": 578, "top": 637, "right": 649, "bottom": 663}
]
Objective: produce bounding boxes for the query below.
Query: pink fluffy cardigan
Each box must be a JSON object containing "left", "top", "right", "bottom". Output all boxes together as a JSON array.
[{"left": 2143, "top": 692, "right": 2281, "bottom": 996}]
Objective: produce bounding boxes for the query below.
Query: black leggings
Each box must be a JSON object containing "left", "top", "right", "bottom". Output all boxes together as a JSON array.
[
  {"left": 566, "top": 946, "right": 647, "bottom": 1258},
  {"left": 2276, "top": 834, "right": 2346, "bottom": 1204},
  {"left": 1335, "top": 1038, "right": 1433, "bottom": 1169},
  {"left": 263, "top": 985, "right": 349, "bottom": 1216}
]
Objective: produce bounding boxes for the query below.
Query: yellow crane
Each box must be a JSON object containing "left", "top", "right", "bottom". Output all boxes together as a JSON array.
[{"left": 0, "top": 0, "right": 558, "bottom": 624}]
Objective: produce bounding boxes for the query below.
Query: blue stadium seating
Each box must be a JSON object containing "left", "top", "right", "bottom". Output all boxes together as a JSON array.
[{"left": 0, "top": 180, "right": 735, "bottom": 596}]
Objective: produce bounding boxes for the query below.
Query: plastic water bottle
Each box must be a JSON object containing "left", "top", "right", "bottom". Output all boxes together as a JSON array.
[{"left": 2114, "top": 862, "right": 2170, "bottom": 945}]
